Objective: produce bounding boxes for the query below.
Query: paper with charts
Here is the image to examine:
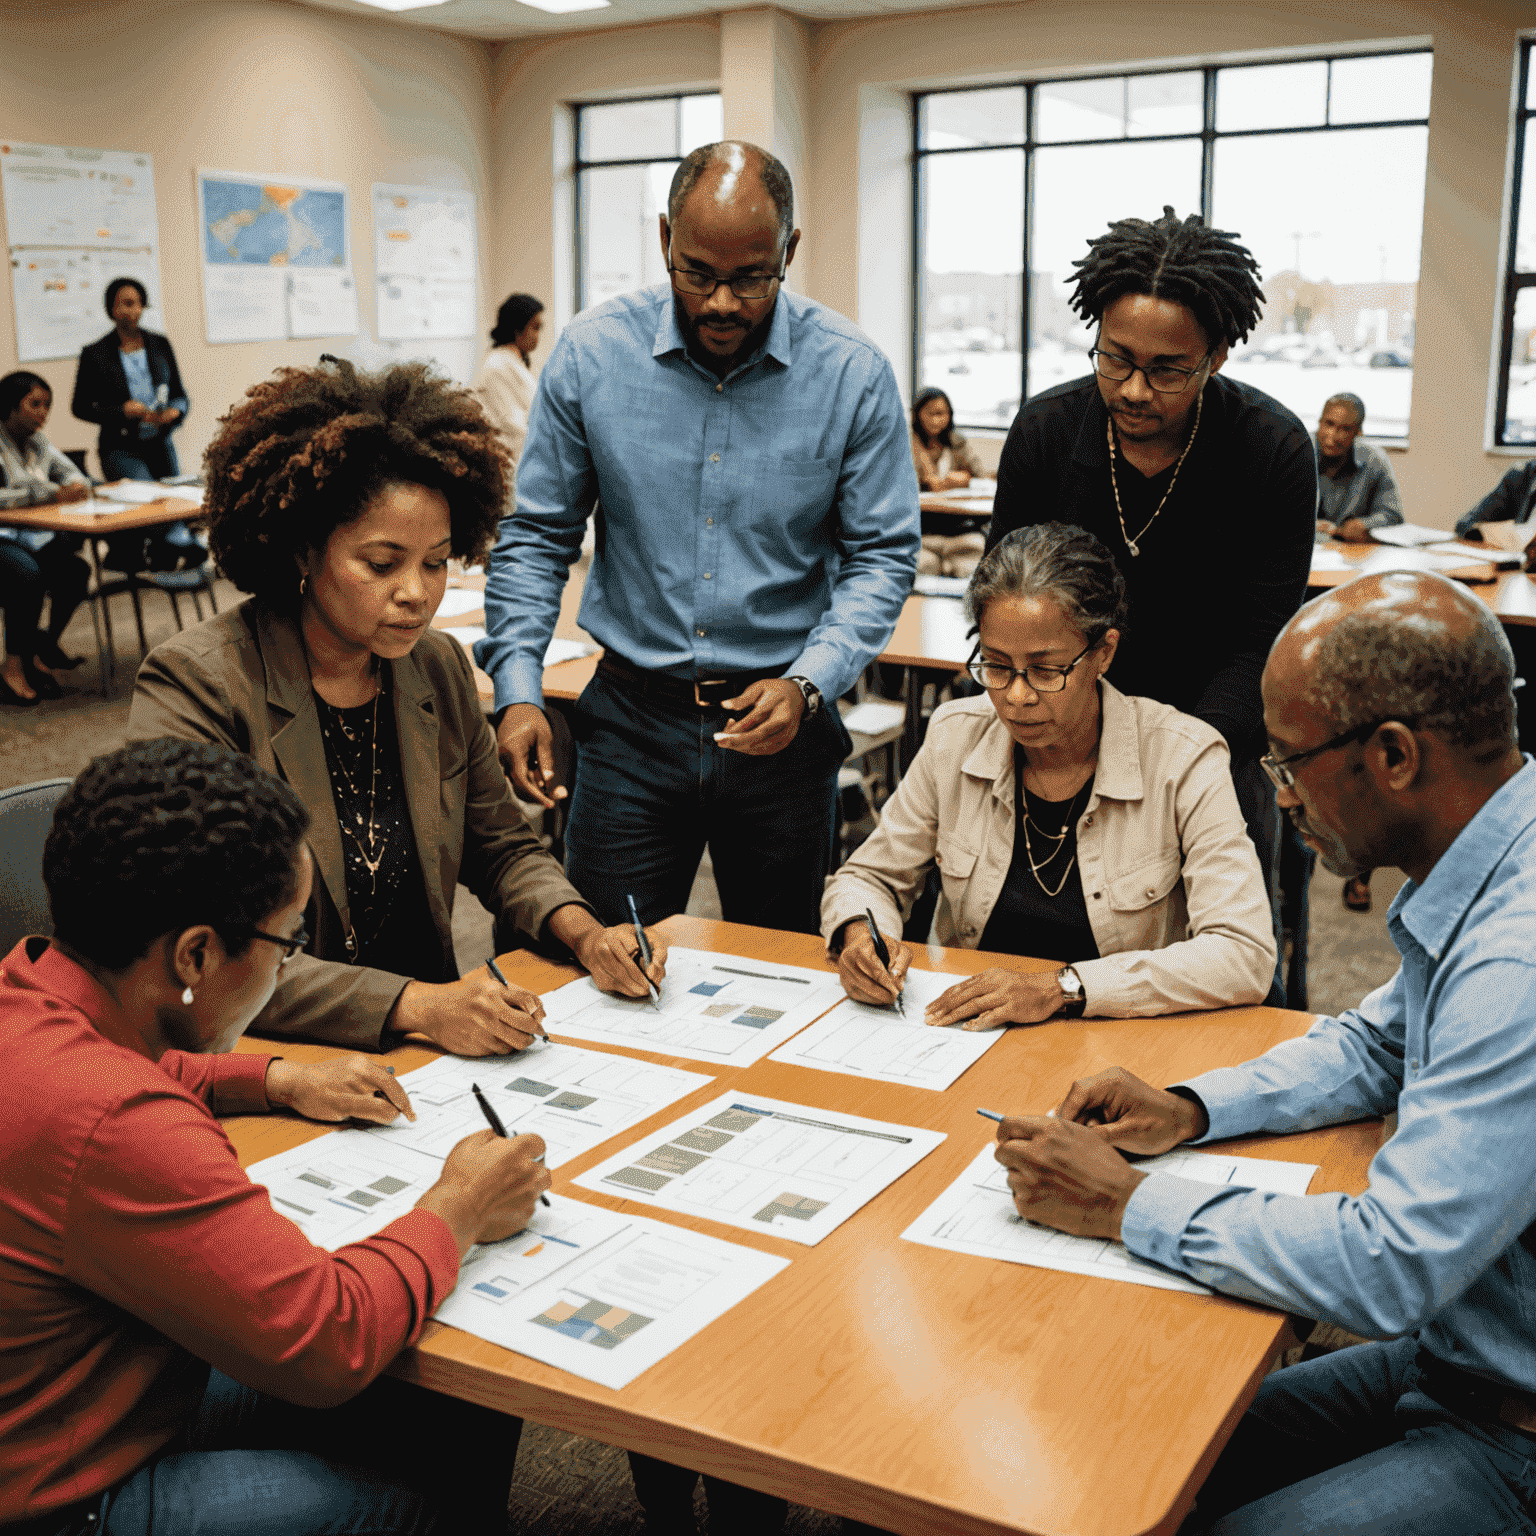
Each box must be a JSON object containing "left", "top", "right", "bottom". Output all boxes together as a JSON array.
[
  {"left": 540, "top": 948, "right": 845, "bottom": 1066},
  {"left": 767, "top": 967, "right": 1000, "bottom": 1091},
  {"left": 435, "top": 1193, "right": 788, "bottom": 1389},
  {"left": 574, "top": 1093, "right": 946, "bottom": 1246},
  {"left": 903, "top": 1144, "right": 1317, "bottom": 1295}
]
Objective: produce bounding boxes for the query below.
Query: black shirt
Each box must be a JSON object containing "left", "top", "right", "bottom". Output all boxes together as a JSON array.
[
  {"left": 988, "top": 373, "right": 1317, "bottom": 761},
  {"left": 978, "top": 755, "right": 1099, "bottom": 963}
]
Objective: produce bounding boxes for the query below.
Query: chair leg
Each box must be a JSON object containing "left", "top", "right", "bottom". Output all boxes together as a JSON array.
[
  {"left": 190, "top": 590, "right": 205, "bottom": 622},
  {"left": 168, "top": 591, "right": 184, "bottom": 631},
  {"left": 129, "top": 583, "right": 148, "bottom": 657},
  {"left": 207, "top": 581, "right": 219, "bottom": 615}
]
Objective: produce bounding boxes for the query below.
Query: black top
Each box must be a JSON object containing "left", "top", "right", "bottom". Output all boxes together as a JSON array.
[
  {"left": 978, "top": 755, "right": 1099, "bottom": 963},
  {"left": 1457, "top": 460, "right": 1536, "bottom": 539},
  {"left": 71, "top": 329, "right": 187, "bottom": 453},
  {"left": 988, "top": 373, "right": 1317, "bottom": 761},
  {"left": 315, "top": 677, "right": 438, "bottom": 980}
]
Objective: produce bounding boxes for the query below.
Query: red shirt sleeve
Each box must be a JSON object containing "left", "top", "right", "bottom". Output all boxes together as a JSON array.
[
  {"left": 158, "top": 1048, "right": 274, "bottom": 1116},
  {"left": 62, "top": 1083, "right": 460, "bottom": 1409}
]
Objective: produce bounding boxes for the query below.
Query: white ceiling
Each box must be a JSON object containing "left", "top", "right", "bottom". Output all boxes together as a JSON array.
[{"left": 295, "top": 0, "right": 984, "bottom": 42}]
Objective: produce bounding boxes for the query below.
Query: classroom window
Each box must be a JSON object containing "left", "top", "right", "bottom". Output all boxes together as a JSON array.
[
  {"left": 914, "top": 50, "right": 1432, "bottom": 439},
  {"left": 1494, "top": 42, "right": 1536, "bottom": 446},
  {"left": 574, "top": 92, "right": 724, "bottom": 313}
]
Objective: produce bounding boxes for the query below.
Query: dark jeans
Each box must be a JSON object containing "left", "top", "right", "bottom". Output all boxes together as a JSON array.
[
  {"left": 33, "top": 1368, "right": 521, "bottom": 1536},
  {"left": 0, "top": 537, "right": 90, "bottom": 658},
  {"left": 563, "top": 670, "right": 849, "bottom": 933},
  {"left": 1195, "top": 1336, "right": 1536, "bottom": 1534},
  {"left": 626, "top": 1451, "right": 787, "bottom": 1535},
  {"left": 100, "top": 442, "right": 198, "bottom": 573}
]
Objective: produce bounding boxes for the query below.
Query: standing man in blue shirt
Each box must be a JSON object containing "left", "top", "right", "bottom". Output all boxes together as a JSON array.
[
  {"left": 987, "top": 570, "right": 1536, "bottom": 1534},
  {"left": 477, "top": 141, "right": 919, "bottom": 937}
]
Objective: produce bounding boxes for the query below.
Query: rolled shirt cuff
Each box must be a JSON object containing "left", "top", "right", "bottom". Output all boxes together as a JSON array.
[{"left": 1120, "top": 1171, "right": 1226, "bottom": 1276}]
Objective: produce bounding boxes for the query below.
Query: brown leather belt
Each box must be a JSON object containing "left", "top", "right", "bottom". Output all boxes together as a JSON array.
[
  {"left": 1416, "top": 1350, "right": 1536, "bottom": 1435},
  {"left": 596, "top": 650, "right": 784, "bottom": 713}
]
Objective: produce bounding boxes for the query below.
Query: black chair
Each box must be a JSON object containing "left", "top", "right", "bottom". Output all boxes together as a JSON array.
[{"left": 0, "top": 778, "right": 69, "bottom": 953}]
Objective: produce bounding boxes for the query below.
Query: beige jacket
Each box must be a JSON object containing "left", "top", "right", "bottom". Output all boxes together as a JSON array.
[
  {"left": 822, "top": 684, "right": 1276, "bottom": 1016},
  {"left": 475, "top": 346, "right": 537, "bottom": 479},
  {"left": 128, "top": 600, "right": 591, "bottom": 1049}
]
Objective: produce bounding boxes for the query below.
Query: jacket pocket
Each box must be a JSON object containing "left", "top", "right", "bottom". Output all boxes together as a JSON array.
[
  {"left": 934, "top": 835, "right": 978, "bottom": 879},
  {"left": 1106, "top": 853, "right": 1182, "bottom": 913}
]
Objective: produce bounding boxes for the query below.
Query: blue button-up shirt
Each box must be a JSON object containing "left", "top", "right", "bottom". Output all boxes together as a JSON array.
[
  {"left": 475, "top": 284, "right": 920, "bottom": 710},
  {"left": 1124, "top": 758, "right": 1536, "bottom": 1389}
]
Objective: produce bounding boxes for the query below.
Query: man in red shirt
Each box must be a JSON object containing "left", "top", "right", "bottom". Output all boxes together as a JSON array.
[{"left": 0, "top": 740, "right": 547, "bottom": 1536}]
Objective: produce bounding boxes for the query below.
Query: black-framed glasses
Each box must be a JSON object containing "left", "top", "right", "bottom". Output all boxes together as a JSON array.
[
  {"left": 966, "top": 641, "right": 1095, "bottom": 694},
  {"left": 233, "top": 922, "right": 310, "bottom": 966},
  {"left": 1090, "top": 347, "right": 1213, "bottom": 394},
  {"left": 1260, "top": 718, "right": 1414, "bottom": 790},
  {"left": 667, "top": 263, "right": 786, "bottom": 301}
]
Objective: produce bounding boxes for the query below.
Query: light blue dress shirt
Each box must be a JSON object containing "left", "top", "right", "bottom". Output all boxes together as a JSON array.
[
  {"left": 120, "top": 346, "right": 160, "bottom": 442},
  {"left": 475, "top": 284, "right": 920, "bottom": 712},
  {"left": 1124, "top": 758, "right": 1536, "bottom": 1389}
]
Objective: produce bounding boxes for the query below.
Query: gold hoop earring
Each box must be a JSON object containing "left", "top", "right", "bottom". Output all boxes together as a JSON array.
[{"left": 181, "top": 985, "right": 195, "bottom": 1006}]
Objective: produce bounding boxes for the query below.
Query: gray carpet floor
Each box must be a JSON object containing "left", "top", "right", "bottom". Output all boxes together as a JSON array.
[{"left": 1, "top": 580, "right": 1403, "bottom": 1531}]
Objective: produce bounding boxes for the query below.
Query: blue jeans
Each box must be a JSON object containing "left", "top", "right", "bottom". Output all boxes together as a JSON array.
[
  {"left": 1195, "top": 1336, "right": 1536, "bottom": 1534},
  {"left": 563, "top": 670, "right": 849, "bottom": 933},
  {"left": 62, "top": 1368, "right": 521, "bottom": 1536}
]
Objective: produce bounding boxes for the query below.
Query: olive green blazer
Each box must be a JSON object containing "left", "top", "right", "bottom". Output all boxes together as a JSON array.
[{"left": 128, "top": 599, "right": 590, "bottom": 1048}]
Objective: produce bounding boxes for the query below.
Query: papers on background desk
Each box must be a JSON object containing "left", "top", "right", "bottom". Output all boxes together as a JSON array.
[
  {"left": 840, "top": 699, "right": 907, "bottom": 736},
  {"left": 1370, "top": 521, "right": 1458, "bottom": 549},
  {"left": 574, "top": 1092, "right": 945, "bottom": 1246},
  {"left": 437, "top": 1194, "right": 788, "bottom": 1390},
  {"left": 436, "top": 586, "right": 485, "bottom": 618},
  {"left": 437, "top": 630, "right": 596, "bottom": 669},
  {"left": 79, "top": 499, "right": 138, "bottom": 516},
  {"left": 768, "top": 968, "right": 1001, "bottom": 1091},
  {"left": 913, "top": 573, "right": 970, "bottom": 597},
  {"left": 1309, "top": 546, "right": 1353, "bottom": 573},
  {"left": 904, "top": 1144, "right": 1317, "bottom": 1295},
  {"left": 1354, "top": 545, "right": 1492, "bottom": 578},
  {"left": 1423, "top": 539, "right": 1524, "bottom": 569},
  {"left": 440, "top": 625, "right": 486, "bottom": 647},
  {"left": 542, "top": 947, "right": 845, "bottom": 1066},
  {"left": 97, "top": 480, "right": 173, "bottom": 505}
]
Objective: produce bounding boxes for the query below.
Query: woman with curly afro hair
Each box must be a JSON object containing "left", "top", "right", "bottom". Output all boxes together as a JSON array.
[{"left": 129, "top": 357, "right": 667, "bottom": 1057}]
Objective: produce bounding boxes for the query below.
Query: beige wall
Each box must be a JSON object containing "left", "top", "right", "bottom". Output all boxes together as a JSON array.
[{"left": 0, "top": 0, "right": 495, "bottom": 473}]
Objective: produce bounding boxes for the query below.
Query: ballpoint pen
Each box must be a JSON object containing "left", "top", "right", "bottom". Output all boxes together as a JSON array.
[
  {"left": 861, "top": 907, "right": 906, "bottom": 1015},
  {"left": 625, "top": 893, "right": 663, "bottom": 1011},
  {"left": 485, "top": 954, "right": 549, "bottom": 1042},
  {"left": 471, "top": 1082, "right": 551, "bottom": 1205}
]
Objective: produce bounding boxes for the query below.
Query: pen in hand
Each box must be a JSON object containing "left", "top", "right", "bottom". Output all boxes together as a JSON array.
[
  {"left": 472, "top": 1082, "right": 550, "bottom": 1206},
  {"left": 625, "top": 894, "right": 663, "bottom": 1011},
  {"left": 861, "top": 908, "right": 906, "bottom": 1015},
  {"left": 485, "top": 953, "right": 549, "bottom": 1043}
]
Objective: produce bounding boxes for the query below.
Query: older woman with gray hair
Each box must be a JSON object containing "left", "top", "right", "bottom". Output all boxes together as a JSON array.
[{"left": 822, "top": 522, "right": 1275, "bottom": 1024}]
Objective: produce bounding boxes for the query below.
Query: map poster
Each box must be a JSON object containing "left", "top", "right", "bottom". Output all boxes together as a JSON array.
[
  {"left": 1, "top": 141, "right": 164, "bottom": 363},
  {"left": 196, "top": 168, "right": 357, "bottom": 344},
  {"left": 371, "top": 184, "right": 476, "bottom": 341}
]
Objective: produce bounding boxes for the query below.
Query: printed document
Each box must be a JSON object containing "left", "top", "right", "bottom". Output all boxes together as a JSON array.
[
  {"left": 903, "top": 1144, "right": 1317, "bottom": 1294},
  {"left": 542, "top": 947, "right": 844, "bottom": 1066},
  {"left": 768, "top": 968, "right": 1001, "bottom": 1091},
  {"left": 574, "top": 1092, "right": 945, "bottom": 1246}
]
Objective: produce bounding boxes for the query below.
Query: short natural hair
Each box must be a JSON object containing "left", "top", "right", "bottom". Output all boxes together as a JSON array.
[
  {"left": 0, "top": 371, "right": 51, "bottom": 419},
  {"left": 204, "top": 357, "right": 508, "bottom": 607},
  {"left": 1301, "top": 577, "right": 1518, "bottom": 755},
  {"left": 667, "top": 141, "right": 794, "bottom": 251},
  {"left": 104, "top": 276, "right": 149, "bottom": 316},
  {"left": 1324, "top": 392, "right": 1367, "bottom": 429},
  {"left": 1069, "top": 206, "right": 1265, "bottom": 347},
  {"left": 45, "top": 739, "right": 310, "bottom": 972},
  {"left": 966, "top": 523, "right": 1129, "bottom": 645}
]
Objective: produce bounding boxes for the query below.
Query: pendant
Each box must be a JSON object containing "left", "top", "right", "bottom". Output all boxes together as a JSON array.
[
  {"left": 355, "top": 812, "right": 363, "bottom": 825},
  {"left": 1127, "top": 540, "right": 1140, "bottom": 557}
]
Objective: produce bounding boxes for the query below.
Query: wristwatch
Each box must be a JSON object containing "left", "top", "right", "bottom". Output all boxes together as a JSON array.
[
  {"left": 786, "top": 676, "right": 822, "bottom": 716},
  {"left": 1056, "top": 965, "right": 1086, "bottom": 1018}
]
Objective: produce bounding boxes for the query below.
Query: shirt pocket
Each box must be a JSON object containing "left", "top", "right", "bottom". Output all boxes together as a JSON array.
[
  {"left": 1106, "top": 853, "right": 1183, "bottom": 913},
  {"left": 751, "top": 454, "right": 839, "bottom": 544}
]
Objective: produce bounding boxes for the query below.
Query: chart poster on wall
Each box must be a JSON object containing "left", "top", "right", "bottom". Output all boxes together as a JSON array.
[
  {"left": 1, "top": 142, "right": 164, "bottom": 363},
  {"left": 196, "top": 168, "right": 357, "bottom": 344},
  {"left": 372, "top": 183, "right": 476, "bottom": 341}
]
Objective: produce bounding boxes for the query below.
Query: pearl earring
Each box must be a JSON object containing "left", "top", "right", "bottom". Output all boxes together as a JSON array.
[{"left": 181, "top": 985, "right": 195, "bottom": 1006}]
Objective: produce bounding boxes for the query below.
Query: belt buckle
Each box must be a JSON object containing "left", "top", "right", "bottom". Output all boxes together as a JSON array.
[{"left": 694, "top": 677, "right": 729, "bottom": 709}]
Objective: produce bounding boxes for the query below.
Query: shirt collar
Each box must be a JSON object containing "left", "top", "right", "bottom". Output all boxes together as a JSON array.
[
  {"left": 651, "top": 289, "right": 793, "bottom": 373},
  {"left": 1, "top": 936, "right": 136, "bottom": 1047},
  {"left": 1389, "top": 756, "right": 1536, "bottom": 962}
]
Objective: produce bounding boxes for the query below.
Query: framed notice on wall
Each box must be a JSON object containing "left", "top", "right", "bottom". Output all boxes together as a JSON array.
[{"left": 372, "top": 183, "right": 476, "bottom": 341}]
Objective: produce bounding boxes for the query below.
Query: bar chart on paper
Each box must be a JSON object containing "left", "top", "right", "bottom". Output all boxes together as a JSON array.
[{"left": 903, "top": 1144, "right": 1317, "bottom": 1294}]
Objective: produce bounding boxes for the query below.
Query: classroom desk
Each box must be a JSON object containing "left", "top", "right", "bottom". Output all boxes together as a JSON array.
[
  {"left": 224, "top": 915, "right": 1377, "bottom": 1536},
  {"left": 1307, "top": 539, "right": 1536, "bottom": 628}
]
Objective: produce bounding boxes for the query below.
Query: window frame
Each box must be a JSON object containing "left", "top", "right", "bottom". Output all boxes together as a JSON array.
[
  {"left": 912, "top": 49, "right": 1434, "bottom": 430},
  {"left": 572, "top": 90, "right": 722, "bottom": 314},
  {"left": 1493, "top": 41, "right": 1535, "bottom": 447}
]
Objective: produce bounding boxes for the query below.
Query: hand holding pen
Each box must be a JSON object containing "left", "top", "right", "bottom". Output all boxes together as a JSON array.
[
  {"left": 485, "top": 954, "right": 549, "bottom": 1045},
  {"left": 472, "top": 1082, "right": 551, "bottom": 1206},
  {"left": 626, "top": 894, "right": 664, "bottom": 1011},
  {"left": 834, "top": 909, "right": 911, "bottom": 1012}
]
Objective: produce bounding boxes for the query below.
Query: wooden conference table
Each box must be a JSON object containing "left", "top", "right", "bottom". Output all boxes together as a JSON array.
[
  {"left": 224, "top": 916, "right": 1377, "bottom": 1536},
  {"left": 1308, "top": 537, "right": 1536, "bottom": 628}
]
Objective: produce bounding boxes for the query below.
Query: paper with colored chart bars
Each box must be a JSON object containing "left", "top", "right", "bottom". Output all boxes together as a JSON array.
[{"left": 435, "top": 1193, "right": 788, "bottom": 1389}]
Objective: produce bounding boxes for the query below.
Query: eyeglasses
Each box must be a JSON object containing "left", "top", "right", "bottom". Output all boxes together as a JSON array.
[
  {"left": 1090, "top": 348, "right": 1213, "bottom": 394},
  {"left": 233, "top": 922, "right": 311, "bottom": 965},
  {"left": 667, "top": 264, "right": 785, "bottom": 301},
  {"left": 966, "top": 641, "right": 1095, "bottom": 694},
  {"left": 1259, "top": 717, "right": 1414, "bottom": 790}
]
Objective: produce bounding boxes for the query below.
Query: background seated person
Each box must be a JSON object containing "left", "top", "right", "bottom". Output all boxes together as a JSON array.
[
  {"left": 1312, "top": 392, "right": 1403, "bottom": 542},
  {"left": 1456, "top": 455, "right": 1536, "bottom": 569},
  {"left": 990, "top": 572, "right": 1535, "bottom": 1535},
  {"left": 129, "top": 358, "right": 665, "bottom": 1058},
  {"left": 823, "top": 523, "right": 1275, "bottom": 1025},
  {"left": 911, "top": 387, "right": 987, "bottom": 579},
  {"left": 0, "top": 738, "right": 544, "bottom": 1534},
  {"left": 0, "top": 371, "right": 92, "bottom": 705}
]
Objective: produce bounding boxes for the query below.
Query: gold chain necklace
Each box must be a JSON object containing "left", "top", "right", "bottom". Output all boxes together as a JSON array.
[
  {"left": 1106, "top": 387, "right": 1203, "bottom": 557},
  {"left": 319, "top": 688, "right": 386, "bottom": 888},
  {"left": 1019, "top": 779, "right": 1092, "bottom": 899}
]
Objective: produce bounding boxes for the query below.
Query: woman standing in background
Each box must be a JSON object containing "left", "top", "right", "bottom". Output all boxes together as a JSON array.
[{"left": 474, "top": 293, "right": 544, "bottom": 492}]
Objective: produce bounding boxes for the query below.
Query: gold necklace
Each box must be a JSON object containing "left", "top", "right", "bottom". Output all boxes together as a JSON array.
[
  {"left": 1019, "top": 780, "right": 1091, "bottom": 899},
  {"left": 320, "top": 690, "right": 386, "bottom": 886},
  {"left": 1106, "top": 387, "right": 1203, "bottom": 557}
]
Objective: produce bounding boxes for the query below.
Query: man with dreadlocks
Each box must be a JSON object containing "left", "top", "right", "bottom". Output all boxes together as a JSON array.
[{"left": 989, "top": 207, "right": 1317, "bottom": 1000}]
